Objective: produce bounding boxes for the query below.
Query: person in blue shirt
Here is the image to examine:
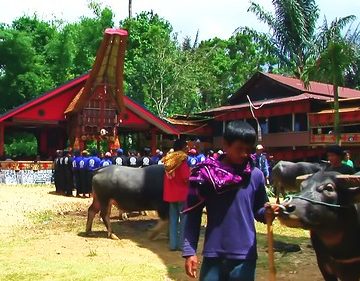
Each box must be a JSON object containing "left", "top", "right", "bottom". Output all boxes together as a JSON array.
[
  {"left": 72, "top": 150, "right": 83, "bottom": 197},
  {"left": 100, "top": 152, "right": 113, "bottom": 167},
  {"left": 187, "top": 149, "right": 198, "bottom": 168},
  {"left": 127, "top": 150, "right": 140, "bottom": 167},
  {"left": 254, "top": 144, "right": 270, "bottom": 185},
  {"left": 113, "top": 148, "right": 128, "bottom": 166},
  {"left": 78, "top": 150, "right": 88, "bottom": 197},
  {"left": 196, "top": 150, "right": 206, "bottom": 163},
  {"left": 85, "top": 150, "right": 101, "bottom": 197},
  {"left": 137, "top": 147, "right": 154, "bottom": 167},
  {"left": 151, "top": 149, "right": 162, "bottom": 164}
]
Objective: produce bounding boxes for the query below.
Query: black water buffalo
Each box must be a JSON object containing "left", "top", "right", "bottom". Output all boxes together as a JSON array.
[
  {"left": 272, "top": 161, "right": 322, "bottom": 201},
  {"left": 278, "top": 171, "right": 360, "bottom": 281},
  {"left": 86, "top": 165, "right": 168, "bottom": 240}
]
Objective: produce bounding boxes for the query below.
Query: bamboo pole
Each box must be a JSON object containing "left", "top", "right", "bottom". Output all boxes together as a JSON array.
[{"left": 266, "top": 209, "right": 276, "bottom": 281}]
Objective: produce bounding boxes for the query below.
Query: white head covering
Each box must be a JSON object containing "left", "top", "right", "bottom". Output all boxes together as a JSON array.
[{"left": 256, "top": 144, "right": 264, "bottom": 150}]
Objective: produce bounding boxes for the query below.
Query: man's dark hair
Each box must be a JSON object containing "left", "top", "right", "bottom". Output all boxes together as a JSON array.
[
  {"left": 327, "top": 145, "right": 344, "bottom": 156},
  {"left": 91, "top": 149, "right": 98, "bottom": 157},
  {"left": 143, "top": 147, "right": 151, "bottom": 156},
  {"left": 224, "top": 121, "right": 257, "bottom": 146},
  {"left": 173, "top": 139, "right": 187, "bottom": 151}
]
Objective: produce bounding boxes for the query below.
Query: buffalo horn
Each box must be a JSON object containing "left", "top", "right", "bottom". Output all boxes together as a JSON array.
[
  {"left": 335, "top": 175, "right": 360, "bottom": 188},
  {"left": 295, "top": 174, "right": 313, "bottom": 189}
]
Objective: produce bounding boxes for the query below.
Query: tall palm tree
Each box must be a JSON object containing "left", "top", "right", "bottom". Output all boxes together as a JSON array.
[
  {"left": 301, "top": 16, "right": 358, "bottom": 144},
  {"left": 248, "top": 0, "right": 319, "bottom": 77}
]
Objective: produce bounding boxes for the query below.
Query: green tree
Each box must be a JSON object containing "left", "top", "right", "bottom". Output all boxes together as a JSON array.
[
  {"left": 194, "top": 28, "right": 279, "bottom": 108},
  {"left": 249, "top": 0, "right": 319, "bottom": 77},
  {"left": 302, "top": 16, "right": 358, "bottom": 144},
  {"left": 121, "top": 12, "right": 201, "bottom": 117},
  {"left": 344, "top": 26, "right": 360, "bottom": 89},
  {"left": 0, "top": 27, "right": 54, "bottom": 112},
  {"left": 4, "top": 132, "right": 38, "bottom": 158}
]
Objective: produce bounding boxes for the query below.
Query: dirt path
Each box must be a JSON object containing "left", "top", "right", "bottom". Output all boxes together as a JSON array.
[
  {"left": 0, "top": 184, "right": 91, "bottom": 234},
  {"left": 0, "top": 184, "right": 322, "bottom": 281}
]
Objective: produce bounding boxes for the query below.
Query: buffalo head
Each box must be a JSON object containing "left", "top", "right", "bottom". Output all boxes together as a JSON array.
[{"left": 278, "top": 171, "right": 360, "bottom": 230}]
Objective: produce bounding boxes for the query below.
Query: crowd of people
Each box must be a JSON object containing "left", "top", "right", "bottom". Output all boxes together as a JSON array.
[{"left": 52, "top": 146, "right": 219, "bottom": 197}]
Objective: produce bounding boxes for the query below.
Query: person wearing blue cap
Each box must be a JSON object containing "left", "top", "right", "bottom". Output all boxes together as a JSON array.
[{"left": 113, "top": 148, "right": 128, "bottom": 166}]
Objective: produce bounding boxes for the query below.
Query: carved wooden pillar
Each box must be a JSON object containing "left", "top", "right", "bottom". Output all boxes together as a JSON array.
[
  {"left": 0, "top": 123, "right": 4, "bottom": 157},
  {"left": 150, "top": 129, "right": 157, "bottom": 155}
]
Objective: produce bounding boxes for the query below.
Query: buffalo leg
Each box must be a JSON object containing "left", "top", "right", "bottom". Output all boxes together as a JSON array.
[
  {"left": 149, "top": 219, "right": 168, "bottom": 240},
  {"left": 86, "top": 199, "right": 100, "bottom": 235},
  {"left": 100, "top": 203, "right": 119, "bottom": 240},
  {"left": 311, "top": 234, "right": 337, "bottom": 281}
]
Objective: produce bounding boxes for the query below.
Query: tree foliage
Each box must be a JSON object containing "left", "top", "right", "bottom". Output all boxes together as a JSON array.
[
  {"left": 0, "top": 0, "right": 359, "bottom": 120},
  {"left": 249, "top": 0, "right": 319, "bottom": 77},
  {"left": 0, "top": 3, "right": 114, "bottom": 113},
  {"left": 4, "top": 132, "right": 38, "bottom": 158},
  {"left": 301, "top": 16, "right": 358, "bottom": 143}
]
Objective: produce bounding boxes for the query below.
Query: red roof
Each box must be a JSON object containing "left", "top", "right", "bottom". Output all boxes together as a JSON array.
[
  {"left": 263, "top": 73, "right": 360, "bottom": 98},
  {"left": 200, "top": 93, "right": 328, "bottom": 114},
  {"left": 0, "top": 74, "right": 179, "bottom": 135},
  {"left": 0, "top": 74, "right": 88, "bottom": 123}
]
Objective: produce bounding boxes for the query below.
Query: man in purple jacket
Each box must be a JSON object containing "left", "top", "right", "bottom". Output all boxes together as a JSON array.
[{"left": 182, "top": 121, "right": 270, "bottom": 281}]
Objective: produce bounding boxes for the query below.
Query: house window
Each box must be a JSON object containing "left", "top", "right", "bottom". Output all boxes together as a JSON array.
[
  {"left": 259, "top": 118, "right": 269, "bottom": 134},
  {"left": 294, "top": 114, "right": 308, "bottom": 131},
  {"left": 268, "top": 115, "right": 292, "bottom": 133}
]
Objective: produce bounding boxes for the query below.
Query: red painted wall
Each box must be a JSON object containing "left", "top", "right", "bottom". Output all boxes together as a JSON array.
[
  {"left": 120, "top": 109, "right": 149, "bottom": 127},
  {"left": 15, "top": 84, "right": 84, "bottom": 122}
]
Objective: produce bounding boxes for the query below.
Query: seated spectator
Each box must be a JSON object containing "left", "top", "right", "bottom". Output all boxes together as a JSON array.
[
  {"left": 325, "top": 145, "right": 355, "bottom": 174},
  {"left": 342, "top": 150, "right": 354, "bottom": 168}
]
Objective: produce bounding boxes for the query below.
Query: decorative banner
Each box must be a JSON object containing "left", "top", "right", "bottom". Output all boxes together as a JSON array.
[
  {"left": 0, "top": 161, "right": 53, "bottom": 171},
  {"left": 0, "top": 170, "right": 53, "bottom": 185}
]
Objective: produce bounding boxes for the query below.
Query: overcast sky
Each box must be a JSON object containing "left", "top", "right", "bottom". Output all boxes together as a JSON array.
[{"left": 1, "top": 0, "right": 359, "bottom": 41}]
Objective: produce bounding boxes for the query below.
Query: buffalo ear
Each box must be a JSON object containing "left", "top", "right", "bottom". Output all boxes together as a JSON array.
[
  {"left": 296, "top": 174, "right": 313, "bottom": 189},
  {"left": 335, "top": 175, "right": 360, "bottom": 204}
]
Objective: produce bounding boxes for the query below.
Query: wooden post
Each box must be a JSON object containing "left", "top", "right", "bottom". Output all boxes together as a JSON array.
[
  {"left": 292, "top": 113, "right": 296, "bottom": 132},
  {"left": 0, "top": 123, "right": 4, "bottom": 157},
  {"left": 150, "top": 129, "right": 157, "bottom": 155}
]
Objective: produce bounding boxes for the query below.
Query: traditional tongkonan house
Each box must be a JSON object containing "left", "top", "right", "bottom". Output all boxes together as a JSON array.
[
  {"left": 0, "top": 28, "right": 179, "bottom": 160},
  {"left": 199, "top": 71, "right": 360, "bottom": 162}
]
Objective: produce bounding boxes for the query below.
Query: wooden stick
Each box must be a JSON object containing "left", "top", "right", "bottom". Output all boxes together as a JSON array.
[{"left": 266, "top": 209, "right": 276, "bottom": 281}]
